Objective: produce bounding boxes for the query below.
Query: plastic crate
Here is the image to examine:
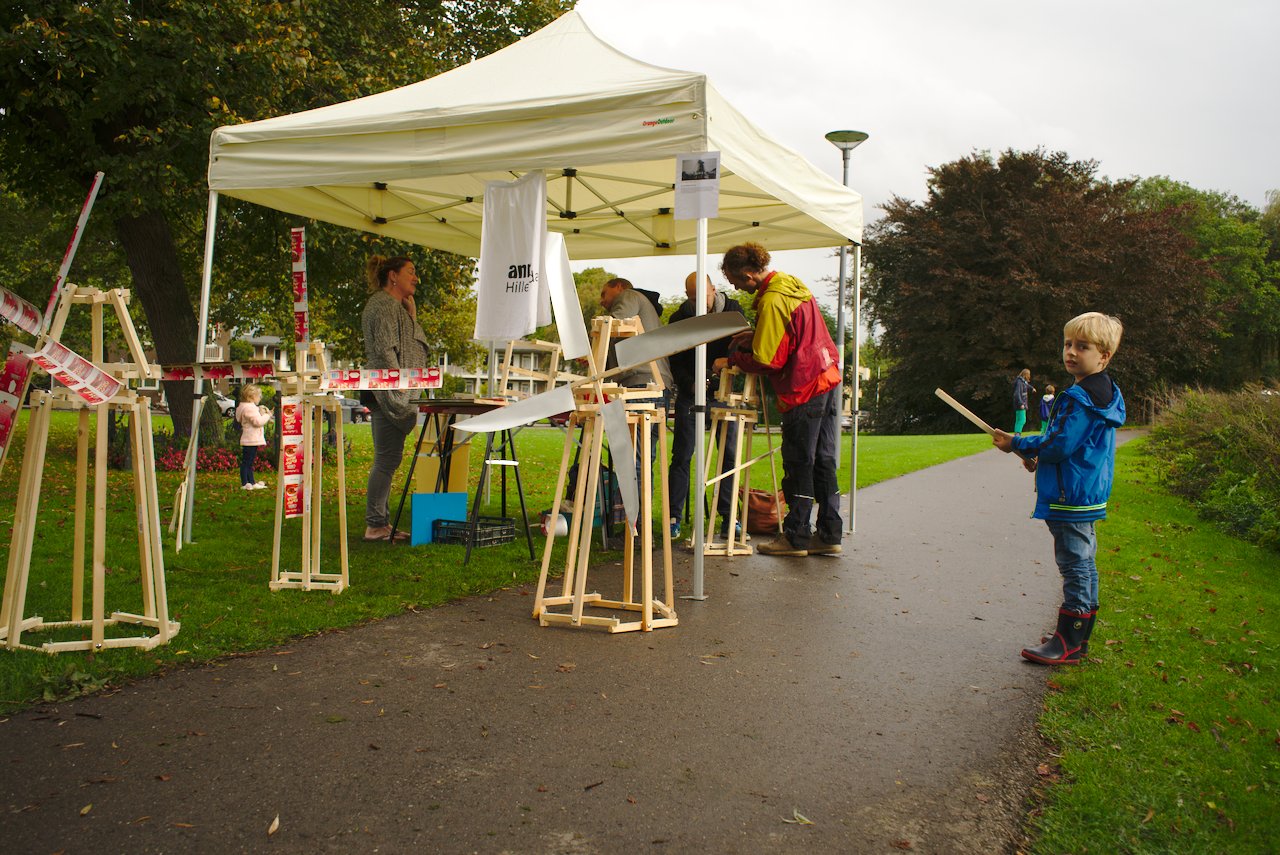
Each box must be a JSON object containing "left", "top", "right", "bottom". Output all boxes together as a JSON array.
[{"left": 431, "top": 516, "right": 516, "bottom": 547}]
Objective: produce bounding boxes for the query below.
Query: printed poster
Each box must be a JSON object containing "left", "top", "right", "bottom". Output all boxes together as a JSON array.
[
  {"left": 674, "top": 151, "right": 721, "bottom": 220},
  {"left": 32, "top": 339, "right": 122, "bottom": 405},
  {"left": 0, "top": 286, "right": 43, "bottom": 336},
  {"left": 320, "top": 367, "right": 443, "bottom": 391},
  {"left": 290, "top": 227, "right": 309, "bottom": 345},
  {"left": 0, "top": 343, "right": 33, "bottom": 459},
  {"left": 279, "top": 395, "right": 305, "bottom": 519}
]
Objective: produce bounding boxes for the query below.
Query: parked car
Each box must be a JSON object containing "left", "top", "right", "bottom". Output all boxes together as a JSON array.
[
  {"left": 212, "top": 391, "right": 237, "bottom": 418},
  {"left": 335, "top": 395, "right": 370, "bottom": 423}
]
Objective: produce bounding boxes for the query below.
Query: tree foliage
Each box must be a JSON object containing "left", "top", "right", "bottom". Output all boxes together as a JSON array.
[
  {"left": 863, "top": 148, "right": 1219, "bottom": 433},
  {"left": 1130, "top": 177, "right": 1280, "bottom": 385},
  {"left": 0, "top": 0, "right": 571, "bottom": 432}
]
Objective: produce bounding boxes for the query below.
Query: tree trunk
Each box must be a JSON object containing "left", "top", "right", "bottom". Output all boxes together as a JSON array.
[{"left": 115, "top": 210, "right": 199, "bottom": 436}]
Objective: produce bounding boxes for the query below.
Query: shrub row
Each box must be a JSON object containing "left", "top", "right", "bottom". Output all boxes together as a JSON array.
[{"left": 1144, "top": 387, "right": 1280, "bottom": 550}]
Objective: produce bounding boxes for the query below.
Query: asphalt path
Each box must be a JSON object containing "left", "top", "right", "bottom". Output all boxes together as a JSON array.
[{"left": 0, "top": 442, "right": 1111, "bottom": 854}]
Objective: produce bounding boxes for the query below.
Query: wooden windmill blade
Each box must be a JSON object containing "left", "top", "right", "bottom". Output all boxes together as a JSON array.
[
  {"left": 613, "top": 311, "right": 748, "bottom": 371},
  {"left": 453, "top": 384, "right": 575, "bottom": 434}
]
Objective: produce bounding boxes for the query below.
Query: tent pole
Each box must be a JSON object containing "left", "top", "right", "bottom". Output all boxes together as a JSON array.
[
  {"left": 848, "top": 243, "right": 861, "bottom": 534},
  {"left": 182, "top": 190, "right": 219, "bottom": 544},
  {"left": 687, "top": 218, "right": 708, "bottom": 600}
]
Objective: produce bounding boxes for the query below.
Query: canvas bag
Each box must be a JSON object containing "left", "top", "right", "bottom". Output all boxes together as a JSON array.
[{"left": 741, "top": 487, "right": 784, "bottom": 534}]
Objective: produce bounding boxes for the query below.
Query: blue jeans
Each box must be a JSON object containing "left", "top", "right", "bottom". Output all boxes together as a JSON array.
[
  {"left": 240, "top": 444, "right": 259, "bottom": 486},
  {"left": 1046, "top": 519, "right": 1099, "bottom": 613},
  {"left": 667, "top": 390, "right": 738, "bottom": 521},
  {"left": 779, "top": 388, "right": 842, "bottom": 548}
]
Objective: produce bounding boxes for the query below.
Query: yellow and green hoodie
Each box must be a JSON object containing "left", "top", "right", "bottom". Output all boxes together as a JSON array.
[{"left": 727, "top": 271, "right": 839, "bottom": 412}]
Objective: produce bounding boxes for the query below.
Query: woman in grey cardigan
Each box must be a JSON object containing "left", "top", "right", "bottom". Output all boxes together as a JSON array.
[{"left": 362, "top": 255, "right": 432, "bottom": 542}]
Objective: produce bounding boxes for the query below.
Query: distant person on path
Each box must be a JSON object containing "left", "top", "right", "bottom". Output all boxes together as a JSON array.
[
  {"left": 1039, "top": 384, "right": 1056, "bottom": 432},
  {"left": 713, "top": 242, "right": 842, "bottom": 557},
  {"left": 362, "top": 255, "right": 431, "bottom": 543},
  {"left": 235, "top": 384, "right": 272, "bottom": 491},
  {"left": 993, "top": 313, "right": 1126, "bottom": 665},
  {"left": 1012, "top": 368, "right": 1035, "bottom": 435},
  {"left": 666, "top": 272, "right": 743, "bottom": 539}
]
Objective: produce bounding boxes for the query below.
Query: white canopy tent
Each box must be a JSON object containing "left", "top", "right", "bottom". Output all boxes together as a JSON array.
[{"left": 196, "top": 10, "right": 863, "bottom": 591}]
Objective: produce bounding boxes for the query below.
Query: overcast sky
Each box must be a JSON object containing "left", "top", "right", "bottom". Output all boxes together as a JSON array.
[{"left": 570, "top": 0, "right": 1279, "bottom": 317}]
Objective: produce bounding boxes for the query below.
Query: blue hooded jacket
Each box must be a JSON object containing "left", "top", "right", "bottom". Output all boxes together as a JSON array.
[{"left": 1012, "top": 373, "right": 1126, "bottom": 521}]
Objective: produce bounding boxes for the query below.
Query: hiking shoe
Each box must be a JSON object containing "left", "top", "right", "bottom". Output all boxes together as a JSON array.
[
  {"left": 669, "top": 518, "right": 681, "bottom": 539},
  {"left": 757, "top": 534, "right": 807, "bottom": 556},
  {"left": 718, "top": 519, "right": 743, "bottom": 540},
  {"left": 808, "top": 540, "right": 842, "bottom": 556}
]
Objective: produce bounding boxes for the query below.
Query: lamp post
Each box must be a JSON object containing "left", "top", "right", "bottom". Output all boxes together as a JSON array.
[{"left": 825, "top": 129, "right": 867, "bottom": 529}]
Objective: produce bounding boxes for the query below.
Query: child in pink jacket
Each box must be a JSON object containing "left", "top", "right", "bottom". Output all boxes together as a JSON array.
[{"left": 235, "top": 385, "right": 273, "bottom": 490}]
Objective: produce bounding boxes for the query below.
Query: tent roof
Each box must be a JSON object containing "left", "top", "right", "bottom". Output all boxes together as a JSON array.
[{"left": 207, "top": 11, "right": 861, "bottom": 258}]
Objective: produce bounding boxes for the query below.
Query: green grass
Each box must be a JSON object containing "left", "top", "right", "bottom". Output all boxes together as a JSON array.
[
  {"left": 1030, "top": 438, "right": 1280, "bottom": 854},
  {"left": 0, "top": 412, "right": 988, "bottom": 712}
]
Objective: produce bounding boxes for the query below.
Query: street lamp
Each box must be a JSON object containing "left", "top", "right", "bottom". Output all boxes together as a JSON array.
[{"left": 825, "top": 129, "right": 868, "bottom": 531}]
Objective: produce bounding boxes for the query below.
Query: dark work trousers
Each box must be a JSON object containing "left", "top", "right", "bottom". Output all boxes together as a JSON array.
[
  {"left": 667, "top": 389, "right": 738, "bottom": 522},
  {"left": 778, "top": 388, "right": 842, "bottom": 548}
]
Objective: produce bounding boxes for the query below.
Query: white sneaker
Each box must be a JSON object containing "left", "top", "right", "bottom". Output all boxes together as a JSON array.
[
  {"left": 253, "top": 482, "right": 267, "bottom": 490},
  {"left": 241, "top": 483, "right": 255, "bottom": 491}
]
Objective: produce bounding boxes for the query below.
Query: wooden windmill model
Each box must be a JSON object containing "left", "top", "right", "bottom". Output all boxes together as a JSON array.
[
  {"left": 0, "top": 175, "right": 178, "bottom": 652},
  {"left": 455, "top": 259, "right": 746, "bottom": 633}
]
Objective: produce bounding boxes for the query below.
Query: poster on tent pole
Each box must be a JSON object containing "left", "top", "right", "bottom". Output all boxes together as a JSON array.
[
  {"left": 290, "top": 227, "right": 309, "bottom": 345},
  {"left": 474, "top": 170, "right": 551, "bottom": 342},
  {"left": 280, "top": 395, "right": 305, "bottom": 519},
  {"left": 674, "top": 151, "right": 721, "bottom": 220}
]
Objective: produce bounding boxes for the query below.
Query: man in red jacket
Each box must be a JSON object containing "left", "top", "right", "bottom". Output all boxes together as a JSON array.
[{"left": 713, "top": 242, "right": 843, "bottom": 557}]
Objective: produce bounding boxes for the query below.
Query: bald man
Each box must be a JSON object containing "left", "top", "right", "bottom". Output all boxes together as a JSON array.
[{"left": 665, "top": 272, "right": 744, "bottom": 539}]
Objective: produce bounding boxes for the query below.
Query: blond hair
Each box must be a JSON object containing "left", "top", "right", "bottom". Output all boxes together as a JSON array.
[
  {"left": 1064, "top": 312, "right": 1123, "bottom": 355},
  {"left": 239, "top": 384, "right": 262, "bottom": 403}
]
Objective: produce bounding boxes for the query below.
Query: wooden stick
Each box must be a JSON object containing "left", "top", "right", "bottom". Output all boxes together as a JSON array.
[
  {"left": 72, "top": 408, "right": 89, "bottom": 621},
  {"left": 934, "top": 388, "right": 996, "bottom": 436}
]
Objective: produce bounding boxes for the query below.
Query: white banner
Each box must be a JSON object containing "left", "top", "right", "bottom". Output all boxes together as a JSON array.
[{"left": 475, "top": 170, "right": 550, "bottom": 341}]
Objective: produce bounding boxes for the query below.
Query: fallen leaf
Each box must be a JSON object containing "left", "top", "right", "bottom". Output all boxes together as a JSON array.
[
  {"left": 172, "top": 822, "right": 195, "bottom": 828},
  {"left": 557, "top": 662, "right": 576, "bottom": 673},
  {"left": 80, "top": 804, "right": 92, "bottom": 816},
  {"left": 1142, "top": 808, "right": 1155, "bottom": 824},
  {"left": 268, "top": 814, "right": 280, "bottom": 836},
  {"left": 891, "top": 841, "right": 914, "bottom": 850},
  {"left": 156, "top": 774, "right": 171, "bottom": 782},
  {"left": 782, "top": 808, "right": 814, "bottom": 825}
]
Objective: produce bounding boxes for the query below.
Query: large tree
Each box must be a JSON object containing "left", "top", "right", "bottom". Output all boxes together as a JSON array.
[
  {"left": 0, "top": 0, "right": 570, "bottom": 433},
  {"left": 1130, "top": 177, "right": 1280, "bottom": 385},
  {"left": 863, "top": 148, "right": 1217, "bottom": 433}
]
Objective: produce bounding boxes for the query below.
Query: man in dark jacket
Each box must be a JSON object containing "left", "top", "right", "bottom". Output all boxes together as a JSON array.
[{"left": 666, "top": 273, "right": 744, "bottom": 539}]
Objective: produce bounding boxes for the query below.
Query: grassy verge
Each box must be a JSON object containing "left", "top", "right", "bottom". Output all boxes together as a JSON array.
[
  {"left": 0, "top": 411, "right": 988, "bottom": 712},
  {"left": 1030, "top": 437, "right": 1280, "bottom": 854}
]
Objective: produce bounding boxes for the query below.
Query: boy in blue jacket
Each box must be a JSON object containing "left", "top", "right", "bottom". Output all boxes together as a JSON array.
[{"left": 993, "top": 312, "right": 1126, "bottom": 665}]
